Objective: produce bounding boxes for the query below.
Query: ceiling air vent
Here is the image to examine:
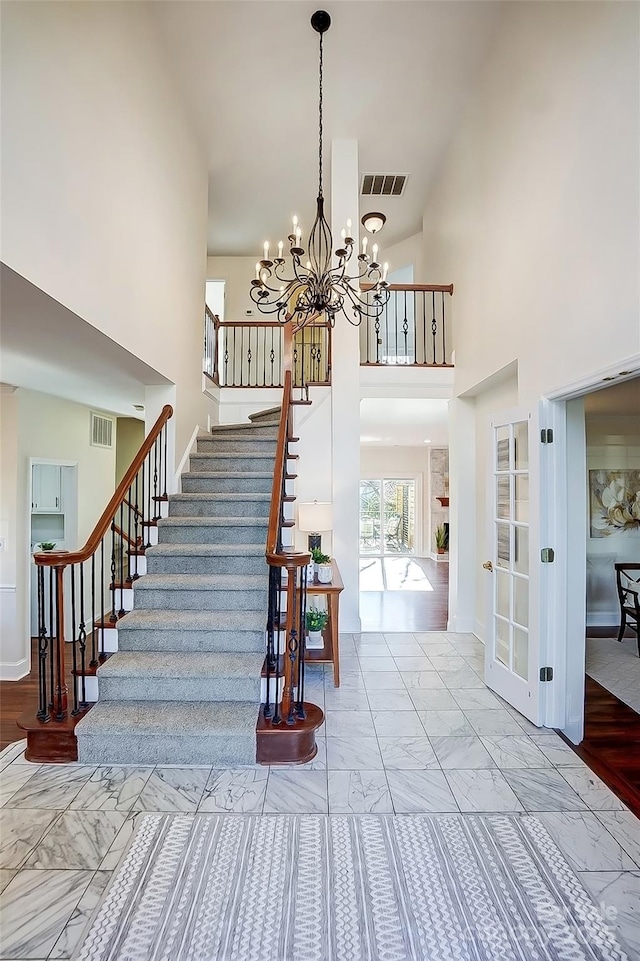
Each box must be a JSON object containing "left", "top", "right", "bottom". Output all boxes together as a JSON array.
[
  {"left": 361, "top": 173, "right": 408, "bottom": 197},
  {"left": 90, "top": 411, "right": 114, "bottom": 449}
]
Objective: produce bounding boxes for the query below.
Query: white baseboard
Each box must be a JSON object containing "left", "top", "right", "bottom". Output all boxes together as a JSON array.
[
  {"left": 586, "top": 611, "right": 619, "bottom": 627},
  {"left": 0, "top": 657, "right": 29, "bottom": 681},
  {"left": 446, "top": 614, "right": 479, "bottom": 635}
]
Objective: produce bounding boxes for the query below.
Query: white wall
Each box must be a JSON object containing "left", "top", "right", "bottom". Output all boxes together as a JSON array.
[
  {"left": 423, "top": 1, "right": 640, "bottom": 405},
  {"left": 1, "top": 1, "right": 211, "bottom": 461},
  {"left": 1, "top": 388, "right": 117, "bottom": 679},
  {"left": 0, "top": 389, "right": 20, "bottom": 677},
  {"left": 585, "top": 415, "right": 640, "bottom": 625},
  {"left": 383, "top": 232, "right": 424, "bottom": 282},
  {"left": 423, "top": 1, "right": 639, "bottom": 644},
  {"left": 207, "top": 257, "right": 258, "bottom": 321},
  {"left": 360, "top": 446, "right": 430, "bottom": 556}
]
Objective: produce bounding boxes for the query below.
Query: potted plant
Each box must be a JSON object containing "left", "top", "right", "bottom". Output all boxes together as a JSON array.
[
  {"left": 434, "top": 525, "right": 449, "bottom": 555},
  {"left": 312, "top": 548, "right": 332, "bottom": 584},
  {"left": 37, "top": 541, "right": 57, "bottom": 552},
  {"left": 306, "top": 608, "right": 328, "bottom": 649}
]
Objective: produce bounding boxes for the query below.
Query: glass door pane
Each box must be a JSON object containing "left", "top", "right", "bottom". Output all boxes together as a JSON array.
[
  {"left": 383, "top": 479, "right": 415, "bottom": 554},
  {"left": 359, "top": 480, "right": 381, "bottom": 554},
  {"left": 492, "top": 420, "right": 530, "bottom": 681}
]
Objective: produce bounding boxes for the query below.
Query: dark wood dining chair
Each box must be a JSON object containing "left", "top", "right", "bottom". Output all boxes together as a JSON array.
[{"left": 615, "top": 562, "right": 640, "bottom": 655}]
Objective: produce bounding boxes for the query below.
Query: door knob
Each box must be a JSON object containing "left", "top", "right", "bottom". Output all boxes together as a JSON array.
[{"left": 483, "top": 560, "right": 494, "bottom": 572}]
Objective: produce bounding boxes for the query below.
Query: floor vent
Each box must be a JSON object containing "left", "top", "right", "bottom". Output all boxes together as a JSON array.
[{"left": 361, "top": 173, "right": 408, "bottom": 197}]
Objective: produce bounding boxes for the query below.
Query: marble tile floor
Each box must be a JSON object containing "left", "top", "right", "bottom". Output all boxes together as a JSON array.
[
  {"left": 1, "top": 630, "right": 639, "bottom": 959},
  {"left": 586, "top": 634, "right": 640, "bottom": 714}
]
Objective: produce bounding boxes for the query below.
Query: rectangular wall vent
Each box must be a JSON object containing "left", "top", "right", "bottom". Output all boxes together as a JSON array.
[
  {"left": 361, "top": 173, "right": 408, "bottom": 197},
  {"left": 90, "top": 411, "right": 114, "bottom": 449}
]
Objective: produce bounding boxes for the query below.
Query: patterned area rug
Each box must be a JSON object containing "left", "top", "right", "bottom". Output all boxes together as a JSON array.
[{"left": 74, "top": 814, "right": 627, "bottom": 961}]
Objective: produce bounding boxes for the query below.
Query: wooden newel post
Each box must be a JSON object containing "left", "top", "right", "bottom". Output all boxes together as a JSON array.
[{"left": 54, "top": 565, "right": 69, "bottom": 720}]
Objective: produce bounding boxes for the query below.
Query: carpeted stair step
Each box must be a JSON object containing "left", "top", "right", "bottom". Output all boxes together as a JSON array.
[
  {"left": 96, "top": 651, "right": 263, "bottom": 702},
  {"left": 168, "top": 492, "right": 271, "bottom": 518},
  {"left": 117, "top": 609, "right": 265, "bottom": 653},
  {"left": 146, "top": 544, "right": 266, "bottom": 576},
  {"left": 249, "top": 406, "right": 281, "bottom": 423},
  {"left": 210, "top": 423, "right": 279, "bottom": 439},
  {"left": 181, "top": 471, "right": 274, "bottom": 494},
  {"left": 189, "top": 452, "right": 276, "bottom": 473},
  {"left": 158, "top": 516, "right": 268, "bottom": 545},
  {"left": 133, "top": 573, "right": 268, "bottom": 611},
  {"left": 76, "top": 700, "right": 258, "bottom": 765},
  {"left": 196, "top": 435, "right": 277, "bottom": 455}
]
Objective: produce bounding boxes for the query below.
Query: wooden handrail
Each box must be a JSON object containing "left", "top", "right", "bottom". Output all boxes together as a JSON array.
[
  {"left": 266, "top": 371, "right": 292, "bottom": 560},
  {"left": 34, "top": 405, "right": 173, "bottom": 568},
  {"left": 218, "top": 319, "right": 284, "bottom": 328},
  {"left": 360, "top": 283, "right": 454, "bottom": 293}
]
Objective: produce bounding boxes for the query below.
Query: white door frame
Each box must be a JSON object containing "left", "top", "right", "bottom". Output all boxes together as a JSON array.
[{"left": 543, "top": 353, "right": 640, "bottom": 743}]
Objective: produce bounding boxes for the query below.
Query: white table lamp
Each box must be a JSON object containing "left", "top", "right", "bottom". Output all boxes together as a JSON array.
[{"left": 298, "top": 500, "right": 333, "bottom": 551}]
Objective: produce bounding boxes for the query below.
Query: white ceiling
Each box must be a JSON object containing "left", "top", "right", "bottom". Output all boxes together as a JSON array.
[
  {"left": 151, "top": 1, "right": 503, "bottom": 255},
  {"left": 360, "top": 397, "right": 449, "bottom": 446},
  {"left": 0, "top": 265, "right": 171, "bottom": 416}
]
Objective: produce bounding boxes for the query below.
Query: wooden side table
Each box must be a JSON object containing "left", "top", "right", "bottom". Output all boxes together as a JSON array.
[{"left": 306, "top": 558, "right": 344, "bottom": 687}]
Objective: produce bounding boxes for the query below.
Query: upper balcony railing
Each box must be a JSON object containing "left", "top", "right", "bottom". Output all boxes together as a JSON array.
[
  {"left": 359, "top": 284, "right": 454, "bottom": 367},
  {"left": 204, "top": 282, "right": 453, "bottom": 389}
]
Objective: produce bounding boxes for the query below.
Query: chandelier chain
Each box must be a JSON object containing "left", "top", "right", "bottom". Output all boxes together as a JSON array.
[{"left": 318, "top": 31, "right": 324, "bottom": 198}]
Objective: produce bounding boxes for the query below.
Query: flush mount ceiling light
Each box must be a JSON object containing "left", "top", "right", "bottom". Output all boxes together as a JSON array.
[
  {"left": 248, "top": 10, "right": 390, "bottom": 328},
  {"left": 361, "top": 212, "right": 387, "bottom": 235}
]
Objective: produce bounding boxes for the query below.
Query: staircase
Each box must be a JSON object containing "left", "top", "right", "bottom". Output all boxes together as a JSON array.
[{"left": 75, "top": 407, "right": 287, "bottom": 766}]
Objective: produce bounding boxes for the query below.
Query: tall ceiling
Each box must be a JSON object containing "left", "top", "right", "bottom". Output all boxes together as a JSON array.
[{"left": 151, "top": 1, "right": 503, "bottom": 256}]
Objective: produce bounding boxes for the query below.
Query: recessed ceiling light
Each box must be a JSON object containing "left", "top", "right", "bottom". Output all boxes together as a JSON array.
[
  {"left": 423, "top": 439, "right": 431, "bottom": 444},
  {"left": 134, "top": 404, "right": 145, "bottom": 411}
]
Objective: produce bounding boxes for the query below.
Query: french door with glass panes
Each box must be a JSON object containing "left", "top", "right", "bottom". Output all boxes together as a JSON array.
[
  {"left": 484, "top": 409, "right": 542, "bottom": 724},
  {"left": 359, "top": 479, "right": 416, "bottom": 555}
]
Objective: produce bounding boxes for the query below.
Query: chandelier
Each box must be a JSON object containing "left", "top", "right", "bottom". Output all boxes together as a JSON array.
[{"left": 249, "top": 10, "right": 390, "bottom": 328}]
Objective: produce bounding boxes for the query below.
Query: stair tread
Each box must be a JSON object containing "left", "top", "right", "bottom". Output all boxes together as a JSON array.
[
  {"left": 117, "top": 609, "right": 265, "bottom": 632},
  {"left": 171, "top": 493, "right": 271, "bottom": 501},
  {"left": 159, "top": 516, "right": 268, "bottom": 527},
  {"left": 190, "top": 452, "right": 276, "bottom": 459},
  {"left": 147, "top": 544, "right": 265, "bottom": 557},
  {"left": 209, "top": 423, "right": 279, "bottom": 433},
  {"left": 134, "top": 573, "right": 267, "bottom": 591},
  {"left": 98, "top": 651, "right": 264, "bottom": 678},
  {"left": 198, "top": 435, "right": 276, "bottom": 444},
  {"left": 76, "top": 700, "right": 258, "bottom": 737},
  {"left": 182, "top": 471, "right": 275, "bottom": 479},
  {"left": 249, "top": 406, "right": 281, "bottom": 421}
]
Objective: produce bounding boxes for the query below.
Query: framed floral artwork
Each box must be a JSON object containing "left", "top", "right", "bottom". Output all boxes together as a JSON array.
[{"left": 589, "top": 469, "right": 640, "bottom": 537}]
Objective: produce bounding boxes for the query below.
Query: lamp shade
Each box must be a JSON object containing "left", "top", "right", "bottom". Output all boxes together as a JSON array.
[{"left": 298, "top": 501, "right": 333, "bottom": 532}]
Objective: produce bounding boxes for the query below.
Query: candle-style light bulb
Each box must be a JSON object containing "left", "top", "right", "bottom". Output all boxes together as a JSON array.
[
  {"left": 293, "top": 215, "right": 298, "bottom": 231},
  {"left": 362, "top": 237, "right": 368, "bottom": 254},
  {"left": 263, "top": 241, "right": 269, "bottom": 260},
  {"left": 383, "top": 262, "right": 389, "bottom": 282},
  {"left": 306, "top": 261, "right": 312, "bottom": 270},
  {"left": 261, "top": 270, "right": 268, "bottom": 285},
  {"left": 278, "top": 240, "right": 284, "bottom": 258},
  {"left": 372, "top": 243, "right": 379, "bottom": 262},
  {"left": 296, "top": 226, "right": 302, "bottom": 244},
  {"left": 341, "top": 228, "right": 346, "bottom": 242},
  {"left": 255, "top": 262, "right": 261, "bottom": 279},
  {"left": 346, "top": 218, "right": 352, "bottom": 236}
]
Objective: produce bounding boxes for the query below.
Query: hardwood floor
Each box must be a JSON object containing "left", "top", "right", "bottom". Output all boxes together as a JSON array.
[
  {"left": 560, "top": 675, "right": 640, "bottom": 818},
  {"left": 0, "top": 637, "right": 75, "bottom": 750},
  {"left": 359, "top": 556, "right": 448, "bottom": 632}
]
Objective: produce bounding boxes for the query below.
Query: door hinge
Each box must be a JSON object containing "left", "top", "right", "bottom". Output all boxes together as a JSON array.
[
  {"left": 540, "top": 428, "right": 554, "bottom": 444},
  {"left": 540, "top": 547, "right": 555, "bottom": 563},
  {"left": 540, "top": 666, "right": 554, "bottom": 682}
]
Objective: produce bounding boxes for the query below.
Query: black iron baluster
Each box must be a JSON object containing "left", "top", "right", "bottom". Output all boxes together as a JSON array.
[
  {"left": 385, "top": 297, "right": 390, "bottom": 364},
  {"left": 163, "top": 423, "right": 168, "bottom": 498},
  {"left": 110, "top": 518, "right": 117, "bottom": 624},
  {"left": 402, "top": 289, "right": 408, "bottom": 362},
  {"left": 48, "top": 567, "right": 54, "bottom": 708},
  {"left": 100, "top": 537, "right": 106, "bottom": 658},
  {"left": 153, "top": 437, "right": 159, "bottom": 521},
  {"left": 53, "top": 569, "right": 64, "bottom": 720},
  {"left": 91, "top": 553, "right": 98, "bottom": 667},
  {"left": 36, "top": 566, "right": 49, "bottom": 720},
  {"left": 422, "top": 291, "right": 427, "bottom": 364},
  {"left": 271, "top": 566, "right": 282, "bottom": 726},
  {"left": 78, "top": 562, "right": 87, "bottom": 708},
  {"left": 374, "top": 314, "right": 381, "bottom": 364},
  {"left": 441, "top": 291, "right": 447, "bottom": 365},
  {"left": 70, "top": 564, "right": 79, "bottom": 715},
  {"left": 286, "top": 579, "right": 299, "bottom": 726},
  {"left": 133, "top": 471, "right": 140, "bottom": 579},
  {"left": 296, "top": 565, "right": 308, "bottom": 719},
  {"left": 118, "top": 502, "right": 125, "bottom": 617},
  {"left": 265, "top": 564, "right": 279, "bottom": 720},
  {"left": 413, "top": 290, "right": 418, "bottom": 366},
  {"left": 224, "top": 329, "right": 229, "bottom": 386},
  {"left": 126, "top": 484, "right": 133, "bottom": 585},
  {"left": 247, "top": 330, "right": 253, "bottom": 386},
  {"left": 270, "top": 326, "right": 275, "bottom": 386},
  {"left": 431, "top": 291, "right": 437, "bottom": 365}
]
